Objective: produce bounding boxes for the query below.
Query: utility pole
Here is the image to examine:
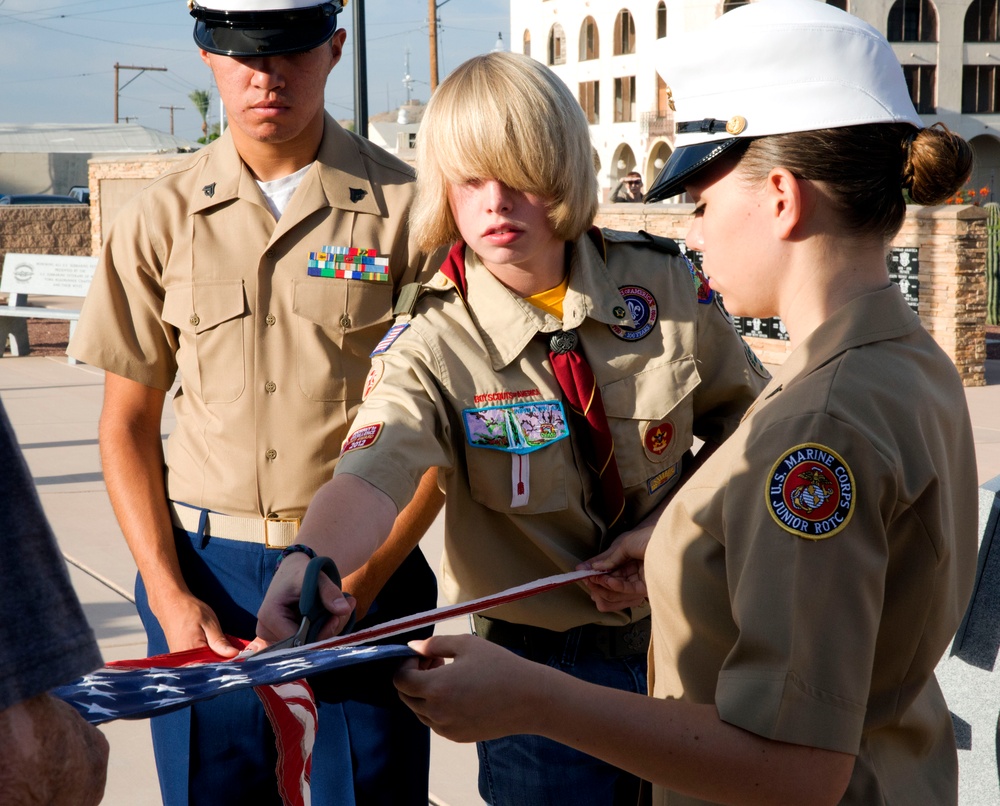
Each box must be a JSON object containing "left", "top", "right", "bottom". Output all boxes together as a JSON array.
[
  {"left": 353, "top": 0, "right": 368, "bottom": 137},
  {"left": 160, "top": 105, "right": 184, "bottom": 135},
  {"left": 428, "top": 0, "right": 452, "bottom": 93},
  {"left": 114, "top": 63, "right": 167, "bottom": 123}
]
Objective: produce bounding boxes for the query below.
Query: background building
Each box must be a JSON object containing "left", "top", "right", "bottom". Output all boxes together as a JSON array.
[{"left": 510, "top": 0, "right": 1000, "bottom": 201}]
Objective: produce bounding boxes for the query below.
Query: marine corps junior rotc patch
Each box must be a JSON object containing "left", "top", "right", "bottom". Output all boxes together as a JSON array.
[{"left": 766, "top": 443, "right": 855, "bottom": 540}]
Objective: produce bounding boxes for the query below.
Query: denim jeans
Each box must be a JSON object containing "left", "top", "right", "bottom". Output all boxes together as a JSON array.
[{"left": 475, "top": 620, "right": 648, "bottom": 806}]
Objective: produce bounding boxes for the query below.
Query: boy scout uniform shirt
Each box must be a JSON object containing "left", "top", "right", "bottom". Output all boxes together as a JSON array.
[
  {"left": 337, "top": 231, "right": 769, "bottom": 631},
  {"left": 69, "top": 114, "right": 423, "bottom": 519},
  {"left": 645, "top": 286, "right": 978, "bottom": 805}
]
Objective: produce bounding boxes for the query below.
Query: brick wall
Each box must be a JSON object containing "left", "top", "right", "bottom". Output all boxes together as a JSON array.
[
  {"left": 596, "top": 202, "right": 989, "bottom": 387},
  {"left": 0, "top": 205, "right": 91, "bottom": 276}
]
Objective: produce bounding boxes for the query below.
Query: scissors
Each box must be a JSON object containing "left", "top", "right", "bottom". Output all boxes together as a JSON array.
[{"left": 252, "top": 555, "right": 357, "bottom": 658}]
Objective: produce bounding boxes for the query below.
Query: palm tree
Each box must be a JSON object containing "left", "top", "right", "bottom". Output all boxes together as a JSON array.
[{"left": 189, "top": 90, "right": 211, "bottom": 141}]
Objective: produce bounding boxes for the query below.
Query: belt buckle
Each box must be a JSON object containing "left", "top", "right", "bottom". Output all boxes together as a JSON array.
[{"left": 264, "top": 516, "right": 301, "bottom": 549}]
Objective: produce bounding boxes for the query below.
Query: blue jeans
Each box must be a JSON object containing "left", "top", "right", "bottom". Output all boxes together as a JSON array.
[
  {"left": 475, "top": 618, "right": 648, "bottom": 806},
  {"left": 136, "top": 521, "right": 435, "bottom": 806}
]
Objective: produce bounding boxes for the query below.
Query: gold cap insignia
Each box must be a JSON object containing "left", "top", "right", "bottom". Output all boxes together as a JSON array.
[{"left": 726, "top": 116, "right": 747, "bottom": 135}]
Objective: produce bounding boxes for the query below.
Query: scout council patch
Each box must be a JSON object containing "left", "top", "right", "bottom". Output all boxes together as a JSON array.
[
  {"left": 682, "top": 255, "right": 714, "bottom": 304},
  {"left": 342, "top": 422, "right": 383, "bottom": 454},
  {"left": 767, "top": 443, "right": 855, "bottom": 539},
  {"left": 610, "top": 286, "right": 658, "bottom": 341}
]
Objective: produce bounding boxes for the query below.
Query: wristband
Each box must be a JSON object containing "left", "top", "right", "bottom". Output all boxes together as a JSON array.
[{"left": 276, "top": 543, "right": 317, "bottom": 568}]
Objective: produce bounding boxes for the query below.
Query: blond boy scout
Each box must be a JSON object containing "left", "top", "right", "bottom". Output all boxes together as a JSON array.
[
  {"left": 69, "top": 1, "right": 442, "bottom": 803},
  {"left": 258, "top": 52, "right": 769, "bottom": 805}
]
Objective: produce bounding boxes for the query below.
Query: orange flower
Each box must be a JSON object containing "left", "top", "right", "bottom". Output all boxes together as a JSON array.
[{"left": 981, "top": 187, "right": 990, "bottom": 196}]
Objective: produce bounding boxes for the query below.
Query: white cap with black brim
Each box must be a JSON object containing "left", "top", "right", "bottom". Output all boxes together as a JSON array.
[
  {"left": 645, "top": 0, "right": 922, "bottom": 204},
  {"left": 189, "top": 0, "right": 346, "bottom": 57}
]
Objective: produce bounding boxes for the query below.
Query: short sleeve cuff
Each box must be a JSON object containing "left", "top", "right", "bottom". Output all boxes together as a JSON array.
[{"left": 717, "top": 668, "right": 866, "bottom": 754}]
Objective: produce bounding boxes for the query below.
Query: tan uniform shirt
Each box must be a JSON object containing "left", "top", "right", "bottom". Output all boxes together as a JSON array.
[
  {"left": 337, "top": 231, "right": 769, "bottom": 630},
  {"left": 70, "top": 114, "right": 424, "bottom": 518},
  {"left": 646, "top": 286, "right": 978, "bottom": 805}
]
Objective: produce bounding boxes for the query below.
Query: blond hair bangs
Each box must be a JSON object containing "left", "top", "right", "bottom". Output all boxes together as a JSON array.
[{"left": 412, "top": 52, "right": 597, "bottom": 252}]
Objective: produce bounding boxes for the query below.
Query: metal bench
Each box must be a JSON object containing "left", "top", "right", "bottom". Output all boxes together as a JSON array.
[{"left": 0, "top": 253, "right": 97, "bottom": 364}]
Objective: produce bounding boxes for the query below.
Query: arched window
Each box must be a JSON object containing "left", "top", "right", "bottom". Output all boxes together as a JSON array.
[
  {"left": 580, "top": 16, "right": 599, "bottom": 61},
  {"left": 548, "top": 23, "right": 566, "bottom": 65},
  {"left": 614, "top": 9, "right": 636, "bottom": 55},
  {"left": 657, "top": 2, "right": 667, "bottom": 38},
  {"left": 887, "top": 0, "right": 937, "bottom": 42},
  {"left": 523, "top": 29, "right": 531, "bottom": 57},
  {"left": 965, "top": 0, "right": 1000, "bottom": 42}
]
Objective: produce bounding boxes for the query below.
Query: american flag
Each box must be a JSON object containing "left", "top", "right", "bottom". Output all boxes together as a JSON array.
[{"left": 53, "top": 569, "right": 601, "bottom": 806}]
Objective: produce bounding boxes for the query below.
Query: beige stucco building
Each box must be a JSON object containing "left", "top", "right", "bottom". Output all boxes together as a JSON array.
[{"left": 510, "top": 0, "right": 1000, "bottom": 200}]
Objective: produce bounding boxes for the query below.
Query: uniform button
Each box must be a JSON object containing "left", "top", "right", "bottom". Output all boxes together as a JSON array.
[
  {"left": 340, "top": 313, "right": 352, "bottom": 328},
  {"left": 265, "top": 381, "right": 277, "bottom": 394},
  {"left": 189, "top": 314, "right": 200, "bottom": 326},
  {"left": 265, "top": 313, "right": 276, "bottom": 326},
  {"left": 265, "top": 449, "right": 277, "bottom": 461},
  {"left": 265, "top": 249, "right": 276, "bottom": 259}
]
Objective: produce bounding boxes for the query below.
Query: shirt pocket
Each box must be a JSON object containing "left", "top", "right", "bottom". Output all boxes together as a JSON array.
[
  {"left": 292, "top": 277, "right": 394, "bottom": 402},
  {"left": 463, "top": 421, "right": 570, "bottom": 515},
  {"left": 601, "top": 355, "right": 701, "bottom": 489},
  {"left": 162, "top": 281, "right": 247, "bottom": 403}
]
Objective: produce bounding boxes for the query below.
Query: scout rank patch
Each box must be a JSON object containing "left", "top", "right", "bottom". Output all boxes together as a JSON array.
[
  {"left": 767, "top": 443, "right": 855, "bottom": 539},
  {"left": 341, "top": 422, "right": 383, "bottom": 454},
  {"left": 308, "top": 246, "right": 391, "bottom": 283},
  {"left": 643, "top": 421, "right": 674, "bottom": 459},
  {"left": 609, "top": 285, "right": 658, "bottom": 341}
]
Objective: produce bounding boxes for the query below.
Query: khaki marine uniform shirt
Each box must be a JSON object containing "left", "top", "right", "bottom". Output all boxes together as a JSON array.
[
  {"left": 70, "top": 114, "right": 424, "bottom": 518},
  {"left": 337, "top": 231, "right": 769, "bottom": 630},
  {"left": 646, "top": 286, "right": 978, "bottom": 805}
]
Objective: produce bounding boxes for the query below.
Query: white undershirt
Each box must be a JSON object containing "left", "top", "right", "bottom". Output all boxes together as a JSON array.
[{"left": 256, "top": 163, "right": 313, "bottom": 219}]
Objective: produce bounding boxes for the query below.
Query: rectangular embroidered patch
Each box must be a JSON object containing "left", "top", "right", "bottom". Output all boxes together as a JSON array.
[
  {"left": 463, "top": 400, "right": 569, "bottom": 455},
  {"left": 370, "top": 323, "right": 409, "bottom": 356}
]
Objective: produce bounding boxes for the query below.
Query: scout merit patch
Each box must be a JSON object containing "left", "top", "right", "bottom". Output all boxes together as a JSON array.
[
  {"left": 767, "top": 443, "right": 855, "bottom": 539},
  {"left": 342, "top": 422, "right": 383, "bottom": 454},
  {"left": 643, "top": 421, "right": 674, "bottom": 458},
  {"left": 610, "top": 286, "right": 658, "bottom": 341},
  {"left": 308, "top": 246, "right": 391, "bottom": 283}
]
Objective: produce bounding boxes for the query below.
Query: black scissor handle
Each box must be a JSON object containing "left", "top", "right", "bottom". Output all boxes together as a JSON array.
[{"left": 297, "top": 556, "right": 357, "bottom": 644}]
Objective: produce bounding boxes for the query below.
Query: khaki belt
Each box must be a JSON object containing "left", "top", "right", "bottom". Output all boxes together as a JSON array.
[{"left": 169, "top": 501, "right": 300, "bottom": 549}]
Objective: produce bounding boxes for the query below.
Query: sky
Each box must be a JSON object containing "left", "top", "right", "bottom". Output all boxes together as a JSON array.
[{"left": 0, "top": 0, "right": 510, "bottom": 143}]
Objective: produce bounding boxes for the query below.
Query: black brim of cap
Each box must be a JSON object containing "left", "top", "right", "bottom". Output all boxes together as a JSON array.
[
  {"left": 194, "top": 18, "right": 337, "bottom": 57},
  {"left": 644, "top": 138, "right": 749, "bottom": 203}
]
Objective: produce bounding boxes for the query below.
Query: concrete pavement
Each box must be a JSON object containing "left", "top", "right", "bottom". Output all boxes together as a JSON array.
[{"left": 1, "top": 353, "right": 998, "bottom": 805}]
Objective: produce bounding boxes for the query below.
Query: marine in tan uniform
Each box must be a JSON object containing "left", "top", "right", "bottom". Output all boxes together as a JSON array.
[
  {"left": 257, "top": 51, "right": 766, "bottom": 805},
  {"left": 69, "top": 2, "right": 442, "bottom": 804},
  {"left": 386, "top": 4, "right": 980, "bottom": 805}
]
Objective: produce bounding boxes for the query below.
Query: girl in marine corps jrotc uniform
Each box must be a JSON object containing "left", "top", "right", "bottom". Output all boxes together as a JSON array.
[
  {"left": 257, "top": 49, "right": 767, "bottom": 804},
  {"left": 388, "top": 2, "right": 981, "bottom": 805}
]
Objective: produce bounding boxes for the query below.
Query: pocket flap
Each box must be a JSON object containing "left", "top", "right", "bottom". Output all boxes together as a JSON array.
[
  {"left": 601, "top": 355, "right": 701, "bottom": 421},
  {"left": 292, "top": 277, "right": 393, "bottom": 331},
  {"left": 163, "top": 281, "right": 246, "bottom": 334}
]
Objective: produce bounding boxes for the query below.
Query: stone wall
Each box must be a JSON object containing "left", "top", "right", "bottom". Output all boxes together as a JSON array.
[
  {"left": 0, "top": 205, "right": 91, "bottom": 276},
  {"left": 596, "top": 202, "right": 990, "bottom": 387},
  {"left": 9, "top": 157, "right": 981, "bottom": 385}
]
